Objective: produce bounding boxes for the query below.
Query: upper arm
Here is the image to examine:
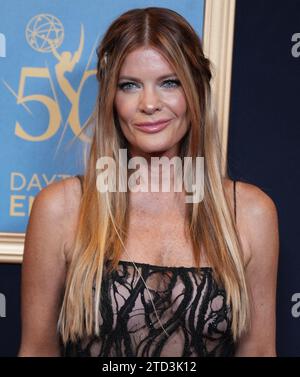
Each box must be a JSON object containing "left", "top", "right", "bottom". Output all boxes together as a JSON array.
[
  {"left": 18, "top": 180, "right": 68, "bottom": 356},
  {"left": 234, "top": 182, "right": 279, "bottom": 357}
]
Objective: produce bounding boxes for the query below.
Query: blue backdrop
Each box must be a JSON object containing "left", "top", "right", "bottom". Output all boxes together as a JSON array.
[{"left": 0, "top": 0, "right": 205, "bottom": 233}]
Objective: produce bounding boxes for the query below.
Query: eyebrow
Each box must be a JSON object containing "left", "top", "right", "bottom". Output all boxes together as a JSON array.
[{"left": 118, "top": 73, "right": 178, "bottom": 81}]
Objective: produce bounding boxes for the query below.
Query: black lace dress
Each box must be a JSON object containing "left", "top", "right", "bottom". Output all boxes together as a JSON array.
[
  {"left": 62, "top": 176, "right": 237, "bottom": 357},
  {"left": 62, "top": 259, "right": 235, "bottom": 357}
]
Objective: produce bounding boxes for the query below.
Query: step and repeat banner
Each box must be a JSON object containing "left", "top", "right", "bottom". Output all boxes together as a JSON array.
[
  {"left": 0, "top": 0, "right": 204, "bottom": 234},
  {"left": 0, "top": 0, "right": 205, "bottom": 356}
]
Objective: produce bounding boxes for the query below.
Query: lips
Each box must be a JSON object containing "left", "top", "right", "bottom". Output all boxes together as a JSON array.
[
  {"left": 134, "top": 119, "right": 172, "bottom": 134},
  {"left": 135, "top": 119, "right": 172, "bottom": 127}
]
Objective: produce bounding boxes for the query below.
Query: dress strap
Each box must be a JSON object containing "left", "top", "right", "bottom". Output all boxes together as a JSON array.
[{"left": 233, "top": 180, "right": 237, "bottom": 224}]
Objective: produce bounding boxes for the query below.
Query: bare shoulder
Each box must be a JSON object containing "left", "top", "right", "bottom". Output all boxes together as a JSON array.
[
  {"left": 239, "top": 181, "right": 279, "bottom": 264},
  {"left": 32, "top": 178, "right": 65, "bottom": 215},
  {"left": 19, "top": 176, "right": 82, "bottom": 355},
  {"left": 27, "top": 178, "right": 67, "bottom": 249},
  {"left": 228, "top": 180, "right": 279, "bottom": 356},
  {"left": 236, "top": 180, "right": 277, "bottom": 215},
  {"left": 223, "top": 178, "right": 278, "bottom": 225},
  {"left": 59, "top": 176, "right": 83, "bottom": 262},
  {"left": 28, "top": 176, "right": 82, "bottom": 261},
  {"left": 223, "top": 178, "right": 279, "bottom": 266},
  {"left": 31, "top": 176, "right": 81, "bottom": 225},
  {"left": 235, "top": 180, "right": 278, "bottom": 242},
  {"left": 59, "top": 175, "right": 82, "bottom": 216}
]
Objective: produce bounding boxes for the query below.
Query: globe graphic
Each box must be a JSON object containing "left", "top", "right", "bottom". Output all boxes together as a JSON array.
[{"left": 26, "top": 14, "right": 64, "bottom": 53}]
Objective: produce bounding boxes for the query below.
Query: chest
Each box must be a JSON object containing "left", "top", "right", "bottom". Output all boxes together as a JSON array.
[{"left": 120, "top": 204, "right": 198, "bottom": 266}]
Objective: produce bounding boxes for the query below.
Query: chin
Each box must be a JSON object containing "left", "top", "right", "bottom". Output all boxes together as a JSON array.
[{"left": 136, "top": 145, "right": 172, "bottom": 156}]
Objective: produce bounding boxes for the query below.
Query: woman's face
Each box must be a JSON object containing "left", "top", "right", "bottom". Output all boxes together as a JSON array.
[{"left": 114, "top": 47, "right": 190, "bottom": 158}]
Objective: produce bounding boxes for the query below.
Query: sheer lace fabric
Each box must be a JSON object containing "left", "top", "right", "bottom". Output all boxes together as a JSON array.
[{"left": 63, "top": 259, "right": 235, "bottom": 357}]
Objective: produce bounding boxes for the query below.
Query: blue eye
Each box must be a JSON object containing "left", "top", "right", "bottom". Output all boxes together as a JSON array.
[
  {"left": 117, "top": 79, "right": 181, "bottom": 91},
  {"left": 162, "top": 79, "right": 181, "bottom": 88},
  {"left": 118, "top": 82, "right": 138, "bottom": 91}
]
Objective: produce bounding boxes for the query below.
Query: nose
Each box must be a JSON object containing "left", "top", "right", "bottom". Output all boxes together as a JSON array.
[{"left": 138, "top": 85, "right": 162, "bottom": 114}]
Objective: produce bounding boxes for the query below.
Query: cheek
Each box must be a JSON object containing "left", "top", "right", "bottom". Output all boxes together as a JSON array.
[
  {"left": 164, "top": 92, "right": 187, "bottom": 117},
  {"left": 114, "top": 94, "right": 137, "bottom": 123}
]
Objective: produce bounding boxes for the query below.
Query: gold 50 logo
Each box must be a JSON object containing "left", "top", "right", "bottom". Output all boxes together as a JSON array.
[{"left": 4, "top": 14, "right": 96, "bottom": 143}]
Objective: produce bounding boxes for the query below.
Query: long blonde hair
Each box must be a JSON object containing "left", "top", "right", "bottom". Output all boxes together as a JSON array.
[{"left": 58, "top": 7, "right": 250, "bottom": 344}]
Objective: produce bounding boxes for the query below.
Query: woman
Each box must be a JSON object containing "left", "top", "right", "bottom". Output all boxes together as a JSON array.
[{"left": 18, "top": 7, "right": 279, "bottom": 357}]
